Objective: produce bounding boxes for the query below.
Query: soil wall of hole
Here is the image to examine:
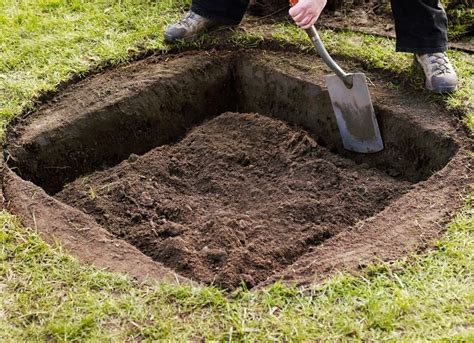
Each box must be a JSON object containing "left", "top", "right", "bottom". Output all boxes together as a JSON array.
[
  {"left": 6, "top": 54, "right": 237, "bottom": 194},
  {"left": 7, "top": 51, "right": 458, "bottom": 193},
  {"left": 3, "top": 49, "right": 471, "bottom": 287}
]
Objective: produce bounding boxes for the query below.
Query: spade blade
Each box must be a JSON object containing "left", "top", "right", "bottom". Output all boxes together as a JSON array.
[{"left": 325, "top": 73, "right": 384, "bottom": 153}]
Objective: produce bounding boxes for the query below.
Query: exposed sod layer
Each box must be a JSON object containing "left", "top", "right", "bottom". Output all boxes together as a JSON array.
[{"left": 57, "top": 112, "right": 410, "bottom": 288}]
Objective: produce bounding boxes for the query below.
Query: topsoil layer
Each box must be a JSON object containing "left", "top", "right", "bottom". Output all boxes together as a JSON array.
[{"left": 57, "top": 112, "right": 410, "bottom": 288}]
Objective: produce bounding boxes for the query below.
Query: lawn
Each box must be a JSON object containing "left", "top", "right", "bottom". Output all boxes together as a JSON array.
[{"left": 1, "top": 0, "right": 473, "bottom": 341}]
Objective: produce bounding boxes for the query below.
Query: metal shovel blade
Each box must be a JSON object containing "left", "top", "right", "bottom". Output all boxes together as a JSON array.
[{"left": 325, "top": 73, "right": 384, "bottom": 153}]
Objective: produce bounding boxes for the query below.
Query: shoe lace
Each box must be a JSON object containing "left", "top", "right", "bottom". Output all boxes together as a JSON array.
[
  {"left": 427, "top": 53, "right": 452, "bottom": 76},
  {"left": 179, "top": 12, "right": 199, "bottom": 29}
]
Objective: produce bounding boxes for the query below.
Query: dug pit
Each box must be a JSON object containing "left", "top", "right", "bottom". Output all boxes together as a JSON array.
[{"left": 3, "top": 50, "right": 470, "bottom": 288}]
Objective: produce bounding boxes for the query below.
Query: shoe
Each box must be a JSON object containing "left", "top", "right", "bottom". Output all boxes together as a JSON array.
[
  {"left": 414, "top": 52, "right": 458, "bottom": 94},
  {"left": 164, "top": 11, "right": 217, "bottom": 43}
]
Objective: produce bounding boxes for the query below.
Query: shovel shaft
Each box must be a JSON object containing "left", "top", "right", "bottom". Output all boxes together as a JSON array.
[
  {"left": 288, "top": 0, "right": 352, "bottom": 87},
  {"left": 304, "top": 26, "right": 353, "bottom": 88},
  {"left": 289, "top": 0, "right": 352, "bottom": 88}
]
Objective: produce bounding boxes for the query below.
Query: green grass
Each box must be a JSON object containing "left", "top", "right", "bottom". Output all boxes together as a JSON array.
[
  {"left": 442, "top": 0, "right": 474, "bottom": 40},
  {"left": 1, "top": 206, "right": 473, "bottom": 341},
  {"left": 0, "top": 0, "right": 189, "bottom": 129},
  {"left": 0, "top": 0, "right": 473, "bottom": 341}
]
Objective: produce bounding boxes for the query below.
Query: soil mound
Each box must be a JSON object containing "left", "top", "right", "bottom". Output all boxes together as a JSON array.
[{"left": 57, "top": 112, "right": 410, "bottom": 288}]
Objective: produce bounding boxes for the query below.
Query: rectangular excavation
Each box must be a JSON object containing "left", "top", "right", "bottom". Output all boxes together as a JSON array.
[
  {"left": 5, "top": 50, "right": 466, "bottom": 288},
  {"left": 55, "top": 112, "right": 411, "bottom": 288}
]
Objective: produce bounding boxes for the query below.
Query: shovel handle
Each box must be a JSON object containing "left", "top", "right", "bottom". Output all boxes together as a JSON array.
[{"left": 289, "top": 0, "right": 353, "bottom": 88}]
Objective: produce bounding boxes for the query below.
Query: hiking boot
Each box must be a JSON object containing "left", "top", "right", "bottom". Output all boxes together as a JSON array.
[
  {"left": 164, "top": 11, "right": 217, "bottom": 43},
  {"left": 414, "top": 52, "right": 458, "bottom": 94}
]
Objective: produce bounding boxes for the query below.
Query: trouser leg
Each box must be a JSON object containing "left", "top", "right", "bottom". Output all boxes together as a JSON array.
[
  {"left": 390, "top": 0, "right": 448, "bottom": 54},
  {"left": 191, "top": 0, "right": 250, "bottom": 25}
]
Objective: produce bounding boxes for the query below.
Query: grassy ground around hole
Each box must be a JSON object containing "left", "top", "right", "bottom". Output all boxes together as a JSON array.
[
  {"left": 0, "top": 0, "right": 473, "bottom": 341},
  {"left": 1, "top": 207, "right": 472, "bottom": 341}
]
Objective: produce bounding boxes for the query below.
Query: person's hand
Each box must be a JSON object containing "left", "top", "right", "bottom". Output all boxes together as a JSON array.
[{"left": 289, "top": 0, "right": 327, "bottom": 29}]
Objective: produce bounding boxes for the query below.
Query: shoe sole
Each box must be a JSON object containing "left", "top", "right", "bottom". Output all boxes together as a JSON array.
[
  {"left": 427, "top": 85, "right": 457, "bottom": 94},
  {"left": 164, "top": 32, "right": 200, "bottom": 44},
  {"left": 164, "top": 24, "right": 235, "bottom": 44}
]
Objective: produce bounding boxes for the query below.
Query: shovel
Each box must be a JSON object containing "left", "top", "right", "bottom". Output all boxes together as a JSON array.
[{"left": 289, "top": 2, "right": 384, "bottom": 153}]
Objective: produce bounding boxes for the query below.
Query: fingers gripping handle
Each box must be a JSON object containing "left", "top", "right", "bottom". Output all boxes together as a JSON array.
[{"left": 289, "top": 0, "right": 353, "bottom": 88}]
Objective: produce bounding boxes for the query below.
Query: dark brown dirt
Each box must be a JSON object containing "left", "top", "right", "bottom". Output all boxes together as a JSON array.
[{"left": 56, "top": 112, "right": 410, "bottom": 288}]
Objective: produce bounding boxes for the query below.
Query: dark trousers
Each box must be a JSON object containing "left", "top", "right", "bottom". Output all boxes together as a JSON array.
[
  {"left": 191, "top": 0, "right": 448, "bottom": 53},
  {"left": 191, "top": 0, "right": 249, "bottom": 25}
]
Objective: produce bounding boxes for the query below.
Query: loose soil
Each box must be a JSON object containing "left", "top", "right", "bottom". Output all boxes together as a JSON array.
[{"left": 57, "top": 112, "right": 410, "bottom": 288}]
